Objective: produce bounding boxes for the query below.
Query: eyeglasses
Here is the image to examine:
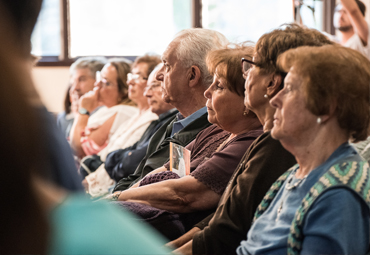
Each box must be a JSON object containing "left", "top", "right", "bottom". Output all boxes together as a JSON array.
[
  {"left": 95, "top": 71, "right": 115, "bottom": 87},
  {"left": 127, "top": 73, "right": 148, "bottom": 82},
  {"left": 241, "top": 58, "right": 257, "bottom": 78},
  {"left": 144, "top": 83, "right": 162, "bottom": 93}
]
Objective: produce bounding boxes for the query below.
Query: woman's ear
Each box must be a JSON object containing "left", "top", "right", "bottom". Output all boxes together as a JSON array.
[
  {"left": 266, "top": 73, "right": 283, "bottom": 98},
  {"left": 188, "top": 66, "right": 201, "bottom": 88}
]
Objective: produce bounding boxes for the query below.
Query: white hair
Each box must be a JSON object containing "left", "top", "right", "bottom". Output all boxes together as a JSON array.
[
  {"left": 69, "top": 56, "right": 107, "bottom": 77},
  {"left": 174, "top": 28, "right": 229, "bottom": 87}
]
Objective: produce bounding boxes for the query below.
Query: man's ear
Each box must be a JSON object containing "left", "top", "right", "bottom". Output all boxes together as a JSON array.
[
  {"left": 266, "top": 73, "right": 283, "bottom": 98},
  {"left": 188, "top": 66, "right": 201, "bottom": 88}
]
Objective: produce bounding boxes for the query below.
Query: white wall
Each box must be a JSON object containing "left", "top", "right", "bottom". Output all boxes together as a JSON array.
[{"left": 32, "top": 66, "right": 70, "bottom": 113}]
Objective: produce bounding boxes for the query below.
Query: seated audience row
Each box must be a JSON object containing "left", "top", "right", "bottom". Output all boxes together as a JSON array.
[
  {"left": 109, "top": 44, "right": 263, "bottom": 240},
  {"left": 6, "top": 0, "right": 370, "bottom": 252},
  {"left": 82, "top": 63, "right": 176, "bottom": 196},
  {"left": 69, "top": 58, "right": 137, "bottom": 159}
]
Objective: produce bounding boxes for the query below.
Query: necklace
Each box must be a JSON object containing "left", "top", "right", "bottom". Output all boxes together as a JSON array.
[{"left": 276, "top": 170, "right": 308, "bottom": 221}]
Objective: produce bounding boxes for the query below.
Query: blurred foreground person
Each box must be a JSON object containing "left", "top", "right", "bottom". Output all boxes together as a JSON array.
[
  {"left": 238, "top": 44, "right": 370, "bottom": 255},
  {"left": 0, "top": 2, "right": 171, "bottom": 254},
  {"left": 334, "top": 0, "right": 370, "bottom": 58}
]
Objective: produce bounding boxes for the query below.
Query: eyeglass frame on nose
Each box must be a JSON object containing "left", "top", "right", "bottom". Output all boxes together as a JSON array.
[
  {"left": 95, "top": 71, "right": 116, "bottom": 87},
  {"left": 144, "top": 83, "right": 162, "bottom": 93},
  {"left": 127, "top": 73, "right": 148, "bottom": 82},
  {"left": 241, "top": 58, "right": 287, "bottom": 89}
]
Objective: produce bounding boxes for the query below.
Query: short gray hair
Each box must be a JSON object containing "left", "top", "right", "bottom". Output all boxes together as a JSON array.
[
  {"left": 174, "top": 28, "right": 229, "bottom": 87},
  {"left": 69, "top": 56, "right": 107, "bottom": 78}
]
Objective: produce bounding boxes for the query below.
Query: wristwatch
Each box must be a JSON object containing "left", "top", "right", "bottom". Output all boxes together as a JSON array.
[{"left": 78, "top": 108, "right": 90, "bottom": 116}]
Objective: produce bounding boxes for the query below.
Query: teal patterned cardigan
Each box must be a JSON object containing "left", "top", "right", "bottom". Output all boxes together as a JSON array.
[{"left": 253, "top": 160, "right": 370, "bottom": 255}]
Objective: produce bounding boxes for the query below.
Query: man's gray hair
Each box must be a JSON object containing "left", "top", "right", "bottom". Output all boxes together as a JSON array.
[
  {"left": 174, "top": 28, "right": 229, "bottom": 87},
  {"left": 69, "top": 56, "right": 107, "bottom": 78}
]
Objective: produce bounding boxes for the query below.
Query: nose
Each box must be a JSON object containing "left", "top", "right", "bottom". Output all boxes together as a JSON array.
[
  {"left": 156, "top": 66, "right": 164, "bottom": 81},
  {"left": 144, "top": 87, "right": 152, "bottom": 98},
  {"left": 128, "top": 78, "right": 135, "bottom": 86},
  {"left": 269, "top": 90, "right": 282, "bottom": 109},
  {"left": 72, "top": 81, "right": 80, "bottom": 92},
  {"left": 204, "top": 83, "right": 213, "bottom": 99}
]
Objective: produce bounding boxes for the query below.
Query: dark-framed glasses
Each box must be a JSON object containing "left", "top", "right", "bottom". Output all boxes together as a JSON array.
[
  {"left": 127, "top": 73, "right": 148, "bottom": 82},
  {"left": 241, "top": 58, "right": 257, "bottom": 77}
]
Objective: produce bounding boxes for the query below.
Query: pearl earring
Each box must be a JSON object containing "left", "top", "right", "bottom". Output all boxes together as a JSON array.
[
  {"left": 264, "top": 94, "right": 268, "bottom": 99},
  {"left": 317, "top": 117, "right": 322, "bottom": 124},
  {"left": 243, "top": 111, "right": 247, "bottom": 116}
]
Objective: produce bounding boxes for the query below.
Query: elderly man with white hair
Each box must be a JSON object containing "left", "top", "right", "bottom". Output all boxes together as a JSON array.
[{"left": 113, "top": 28, "right": 228, "bottom": 192}]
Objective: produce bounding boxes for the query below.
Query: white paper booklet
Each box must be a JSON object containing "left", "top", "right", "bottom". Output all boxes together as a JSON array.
[{"left": 169, "top": 142, "right": 191, "bottom": 177}]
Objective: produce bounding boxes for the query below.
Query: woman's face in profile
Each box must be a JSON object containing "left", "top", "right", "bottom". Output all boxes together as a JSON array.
[
  {"left": 95, "top": 64, "right": 121, "bottom": 107},
  {"left": 243, "top": 58, "right": 271, "bottom": 113},
  {"left": 204, "top": 70, "right": 245, "bottom": 131},
  {"left": 270, "top": 67, "right": 317, "bottom": 145}
]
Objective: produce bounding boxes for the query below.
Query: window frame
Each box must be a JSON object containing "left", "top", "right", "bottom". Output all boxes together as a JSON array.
[{"left": 36, "top": 0, "right": 332, "bottom": 67}]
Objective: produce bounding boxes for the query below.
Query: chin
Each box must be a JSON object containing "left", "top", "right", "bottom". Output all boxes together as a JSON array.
[{"left": 270, "top": 128, "right": 280, "bottom": 140}]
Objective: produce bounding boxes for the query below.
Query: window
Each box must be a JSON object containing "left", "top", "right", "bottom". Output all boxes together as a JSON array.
[
  {"left": 31, "top": 0, "right": 331, "bottom": 66},
  {"left": 69, "top": 0, "right": 191, "bottom": 57},
  {"left": 202, "top": 0, "right": 294, "bottom": 43},
  {"left": 31, "top": 0, "right": 61, "bottom": 56},
  {"left": 294, "top": 0, "right": 324, "bottom": 31}
]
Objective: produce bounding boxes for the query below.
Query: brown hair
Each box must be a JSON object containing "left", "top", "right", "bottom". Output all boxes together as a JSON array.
[
  {"left": 133, "top": 54, "right": 161, "bottom": 78},
  {"left": 254, "top": 23, "right": 334, "bottom": 77},
  {"left": 356, "top": 0, "right": 366, "bottom": 16},
  {"left": 108, "top": 58, "right": 136, "bottom": 106},
  {"left": 206, "top": 43, "right": 254, "bottom": 97},
  {"left": 277, "top": 45, "right": 370, "bottom": 142}
]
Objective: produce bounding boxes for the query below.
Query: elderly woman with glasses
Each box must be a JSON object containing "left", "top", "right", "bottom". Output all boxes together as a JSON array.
[
  {"left": 237, "top": 45, "right": 370, "bottom": 255},
  {"left": 70, "top": 58, "right": 137, "bottom": 159}
]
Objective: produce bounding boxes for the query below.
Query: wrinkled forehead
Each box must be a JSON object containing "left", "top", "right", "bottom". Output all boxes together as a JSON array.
[{"left": 162, "top": 40, "right": 179, "bottom": 63}]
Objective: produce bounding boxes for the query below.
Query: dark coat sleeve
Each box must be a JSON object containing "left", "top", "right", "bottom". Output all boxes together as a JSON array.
[
  {"left": 113, "top": 113, "right": 212, "bottom": 192},
  {"left": 192, "top": 132, "right": 296, "bottom": 255},
  {"left": 37, "top": 106, "right": 83, "bottom": 191},
  {"left": 104, "top": 141, "right": 150, "bottom": 182}
]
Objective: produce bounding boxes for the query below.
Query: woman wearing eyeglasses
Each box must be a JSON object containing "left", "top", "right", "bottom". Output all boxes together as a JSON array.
[
  {"left": 80, "top": 55, "right": 162, "bottom": 196},
  {"left": 70, "top": 58, "right": 138, "bottom": 159},
  {"left": 237, "top": 44, "right": 370, "bottom": 255}
]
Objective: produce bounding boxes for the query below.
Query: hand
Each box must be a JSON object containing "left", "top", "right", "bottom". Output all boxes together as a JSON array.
[
  {"left": 70, "top": 90, "right": 80, "bottom": 114},
  {"left": 166, "top": 227, "right": 200, "bottom": 249},
  {"left": 79, "top": 88, "right": 100, "bottom": 113},
  {"left": 82, "top": 178, "right": 89, "bottom": 192},
  {"left": 98, "top": 191, "right": 122, "bottom": 201},
  {"left": 174, "top": 240, "right": 193, "bottom": 255}
]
